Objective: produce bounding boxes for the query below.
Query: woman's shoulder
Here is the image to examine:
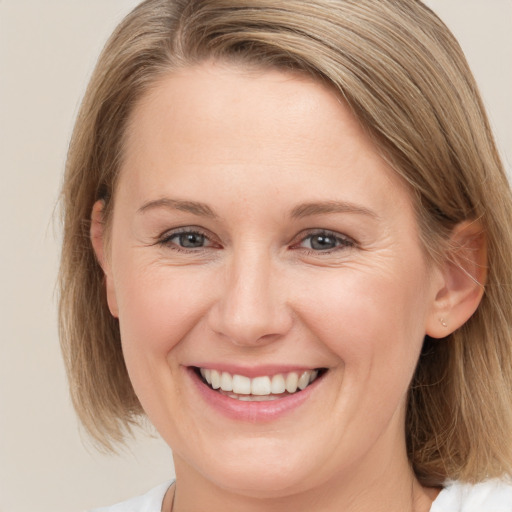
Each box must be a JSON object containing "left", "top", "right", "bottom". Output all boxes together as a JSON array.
[
  {"left": 430, "top": 479, "right": 512, "bottom": 511},
  {"left": 87, "top": 481, "right": 173, "bottom": 512}
]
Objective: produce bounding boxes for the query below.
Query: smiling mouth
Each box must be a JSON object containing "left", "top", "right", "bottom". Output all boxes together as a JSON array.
[{"left": 194, "top": 367, "right": 327, "bottom": 401}]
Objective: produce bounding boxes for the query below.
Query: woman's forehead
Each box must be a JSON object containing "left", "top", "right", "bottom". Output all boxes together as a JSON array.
[
  {"left": 114, "top": 61, "right": 414, "bottom": 235},
  {"left": 122, "top": 63, "right": 395, "bottom": 186}
]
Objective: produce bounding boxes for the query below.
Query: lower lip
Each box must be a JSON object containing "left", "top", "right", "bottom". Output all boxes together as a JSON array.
[{"left": 187, "top": 367, "right": 323, "bottom": 422}]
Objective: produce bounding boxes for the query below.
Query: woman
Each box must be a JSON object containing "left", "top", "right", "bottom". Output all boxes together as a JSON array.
[{"left": 59, "top": 0, "right": 512, "bottom": 510}]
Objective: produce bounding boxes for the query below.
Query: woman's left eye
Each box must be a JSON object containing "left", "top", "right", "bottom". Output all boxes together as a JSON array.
[{"left": 297, "top": 231, "right": 354, "bottom": 252}]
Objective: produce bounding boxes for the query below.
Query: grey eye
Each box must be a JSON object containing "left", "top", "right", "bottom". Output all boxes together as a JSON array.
[
  {"left": 175, "top": 232, "right": 206, "bottom": 248},
  {"left": 298, "top": 230, "right": 354, "bottom": 252},
  {"left": 308, "top": 233, "right": 338, "bottom": 250}
]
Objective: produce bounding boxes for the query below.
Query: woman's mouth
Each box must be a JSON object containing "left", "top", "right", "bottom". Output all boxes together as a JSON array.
[
  {"left": 193, "top": 367, "right": 326, "bottom": 402},
  {"left": 188, "top": 365, "right": 328, "bottom": 421}
]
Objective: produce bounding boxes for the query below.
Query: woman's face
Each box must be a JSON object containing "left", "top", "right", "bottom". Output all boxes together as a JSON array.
[{"left": 102, "top": 62, "right": 444, "bottom": 496}]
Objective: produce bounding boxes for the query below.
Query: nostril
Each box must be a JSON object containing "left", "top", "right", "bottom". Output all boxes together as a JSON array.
[{"left": 206, "top": 268, "right": 293, "bottom": 346}]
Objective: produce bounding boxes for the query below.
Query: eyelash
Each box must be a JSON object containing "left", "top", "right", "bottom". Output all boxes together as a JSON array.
[
  {"left": 156, "top": 227, "right": 355, "bottom": 254},
  {"left": 293, "top": 229, "right": 355, "bottom": 254},
  {"left": 157, "top": 228, "right": 215, "bottom": 253}
]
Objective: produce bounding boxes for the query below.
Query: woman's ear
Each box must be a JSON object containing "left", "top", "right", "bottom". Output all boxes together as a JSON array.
[
  {"left": 426, "top": 220, "right": 487, "bottom": 338},
  {"left": 90, "top": 200, "right": 119, "bottom": 318}
]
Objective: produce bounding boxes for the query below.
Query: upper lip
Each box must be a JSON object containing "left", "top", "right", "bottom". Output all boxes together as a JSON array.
[{"left": 187, "top": 364, "right": 325, "bottom": 378}]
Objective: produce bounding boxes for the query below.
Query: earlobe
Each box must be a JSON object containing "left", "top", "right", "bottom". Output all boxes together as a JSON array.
[
  {"left": 90, "top": 200, "right": 119, "bottom": 318},
  {"left": 426, "top": 220, "right": 487, "bottom": 339}
]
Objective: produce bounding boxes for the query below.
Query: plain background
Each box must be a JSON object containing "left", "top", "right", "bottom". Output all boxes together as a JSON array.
[{"left": 0, "top": 1, "right": 510, "bottom": 511}]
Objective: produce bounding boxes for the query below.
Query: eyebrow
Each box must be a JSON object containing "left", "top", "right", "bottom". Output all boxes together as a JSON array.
[
  {"left": 291, "top": 200, "right": 378, "bottom": 219},
  {"left": 137, "top": 197, "right": 378, "bottom": 220},
  {"left": 137, "top": 198, "right": 218, "bottom": 218}
]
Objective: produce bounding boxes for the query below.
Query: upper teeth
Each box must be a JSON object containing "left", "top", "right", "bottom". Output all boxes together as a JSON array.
[{"left": 199, "top": 368, "right": 319, "bottom": 395}]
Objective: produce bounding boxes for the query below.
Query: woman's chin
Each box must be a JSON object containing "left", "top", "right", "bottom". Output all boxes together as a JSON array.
[
  {"left": 203, "top": 464, "right": 316, "bottom": 498},
  {"left": 176, "top": 438, "right": 323, "bottom": 498}
]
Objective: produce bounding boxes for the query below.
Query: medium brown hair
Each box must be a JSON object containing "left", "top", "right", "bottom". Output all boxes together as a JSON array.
[{"left": 59, "top": 0, "right": 512, "bottom": 485}]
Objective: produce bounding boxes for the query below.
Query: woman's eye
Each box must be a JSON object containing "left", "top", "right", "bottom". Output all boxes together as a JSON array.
[
  {"left": 299, "top": 231, "right": 354, "bottom": 252},
  {"left": 158, "top": 230, "right": 212, "bottom": 250},
  {"left": 174, "top": 232, "right": 206, "bottom": 248}
]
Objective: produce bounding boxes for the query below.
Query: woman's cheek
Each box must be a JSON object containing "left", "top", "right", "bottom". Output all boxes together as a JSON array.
[
  {"left": 302, "top": 264, "right": 422, "bottom": 370},
  {"left": 116, "top": 263, "right": 216, "bottom": 354}
]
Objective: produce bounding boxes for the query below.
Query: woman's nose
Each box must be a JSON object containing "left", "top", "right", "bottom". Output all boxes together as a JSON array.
[{"left": 207, "top": 250, "right": 293, "bottom": 347}]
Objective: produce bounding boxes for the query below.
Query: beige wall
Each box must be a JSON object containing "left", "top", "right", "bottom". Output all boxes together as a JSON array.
[{"left": 0, "top": 1, "right": 510, "bottom": 511}]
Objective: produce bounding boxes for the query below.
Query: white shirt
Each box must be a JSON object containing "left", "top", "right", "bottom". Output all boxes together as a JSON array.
[
  {"left": 430, "top": 479, "right": 512, "bottom": 511},
  {"left": 89, "top": 479, "right": 512, "bottom": 511}
]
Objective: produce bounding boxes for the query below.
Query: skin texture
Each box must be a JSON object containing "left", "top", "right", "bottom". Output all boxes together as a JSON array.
[{"left": 91, "top": 62, "right": 485, "bottom": 512}]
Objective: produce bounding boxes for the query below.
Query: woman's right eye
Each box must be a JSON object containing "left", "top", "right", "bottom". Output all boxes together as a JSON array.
[
  {"left": 171, "top": 232, "right": 206, "bottom": 248},
  {"left": 158, "top": 229, "right": 215, "bottom": 251}
]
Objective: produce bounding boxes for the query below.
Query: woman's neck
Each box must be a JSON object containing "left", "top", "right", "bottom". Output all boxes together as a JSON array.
[{"left": 167, "top": 450, "right": 439, "bottom": 512}]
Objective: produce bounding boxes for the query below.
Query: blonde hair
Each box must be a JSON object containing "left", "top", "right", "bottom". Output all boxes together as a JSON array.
[{"left": 59, "top": 0, "right": 512, "bottom": 485}]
